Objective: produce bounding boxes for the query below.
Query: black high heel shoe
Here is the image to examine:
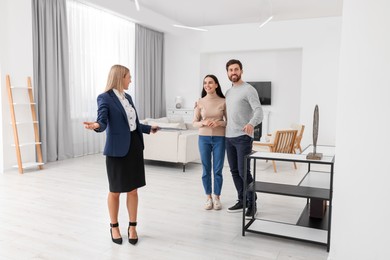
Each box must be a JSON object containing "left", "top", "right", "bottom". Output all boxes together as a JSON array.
[
  {"left": 128, "top": 222, "right": 138, "bottom": 245},
  {"left": 110, "top": 223, "right": 123, "bottom": 244}
]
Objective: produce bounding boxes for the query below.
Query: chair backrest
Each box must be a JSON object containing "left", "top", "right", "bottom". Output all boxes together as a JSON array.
[
  {"left": 272, "top": 130, "right": 298, "bottom": 154},
  {"left": 291, "top": 124, "right": 305, "bottom": 151}
]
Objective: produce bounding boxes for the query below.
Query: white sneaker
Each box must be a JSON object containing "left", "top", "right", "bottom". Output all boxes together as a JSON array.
[
  {"left": 213, "top": 197, "right": 222, "bottom": 210},
  {"left": 204, "top": 198, "right": 213, "bottom": 210}
]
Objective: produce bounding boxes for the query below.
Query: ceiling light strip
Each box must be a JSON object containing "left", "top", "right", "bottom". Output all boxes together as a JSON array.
[
  {"left": 259, "top": 16, "right": 273, "bottom": 28},
  {"left": 173, "top": 24, "right": 208, "bottom": 32},
  {"left": 134, "top": 0, "right": 140, "bottom": 11}
]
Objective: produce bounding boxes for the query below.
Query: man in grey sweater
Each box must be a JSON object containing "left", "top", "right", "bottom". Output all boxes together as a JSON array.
[{"left": 225, "top": 59, "right": 263, "bottom": 218}]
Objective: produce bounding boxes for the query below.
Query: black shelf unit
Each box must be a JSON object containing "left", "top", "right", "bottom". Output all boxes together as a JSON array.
[
  {"left": 250, "top": 181, "right": 330, "bottom": 200},
  {"left": 243, "top": 145, "right": 335, "bottom": 251}
]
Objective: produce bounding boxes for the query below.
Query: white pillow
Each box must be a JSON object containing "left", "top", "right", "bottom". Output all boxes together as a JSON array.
[{"left": 168, "top": 117, "right": 187, "bottom": 130}]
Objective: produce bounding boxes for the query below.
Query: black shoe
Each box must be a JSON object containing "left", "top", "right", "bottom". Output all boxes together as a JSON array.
[
  {"left": 245, "top": 206, "right": 257, "bottom": 219},
  {"left": 110, "top": 223, "right": 123, "bottom": 244},
  {"left": 227, "top": 201, "right": 247, "bottom": 213},
  {"left": 128, "top": 222, "right": 138, "bottom": 245}
]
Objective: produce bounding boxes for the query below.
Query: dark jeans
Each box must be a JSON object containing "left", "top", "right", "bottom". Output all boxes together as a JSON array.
[{"left": 226, "top": 135, "right": 257, "bottom": 207}]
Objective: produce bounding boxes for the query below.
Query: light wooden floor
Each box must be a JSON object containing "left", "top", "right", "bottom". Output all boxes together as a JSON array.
[{"left": 0, "top": 154, "right": 329, "bottom": 260}]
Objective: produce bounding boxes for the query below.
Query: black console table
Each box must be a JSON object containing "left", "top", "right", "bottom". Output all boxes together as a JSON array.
[{"left": 243, "top": 145, "right": 335, "bottom": 251}]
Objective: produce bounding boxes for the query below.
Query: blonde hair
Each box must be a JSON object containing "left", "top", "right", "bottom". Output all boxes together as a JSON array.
[{"left": 104, "top": 64, "right": 130, "bottom": 92}]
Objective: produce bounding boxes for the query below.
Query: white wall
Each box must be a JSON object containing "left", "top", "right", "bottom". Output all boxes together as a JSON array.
[
  {"left": 165, "top": 31, "right": 203, "bottom": 109},
  {"left": 0, "top": 0, "right": 34, "bottom": 172},
  {"left": 331, "top": 1, "right": 390, "bottom": 259},
  {"left": 200, "top": 49, "right": 302, "bottom": 134},
  {"left": 165, "top": 18, "right": 342, "bottom": 147},
  {"left": 0, "top": 0, "right": 5, "bottom": 172}
]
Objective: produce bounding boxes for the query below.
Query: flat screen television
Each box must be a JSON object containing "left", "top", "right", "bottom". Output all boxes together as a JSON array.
[{"left": 247, "top": 81, "right": 271, "bottom": 105}]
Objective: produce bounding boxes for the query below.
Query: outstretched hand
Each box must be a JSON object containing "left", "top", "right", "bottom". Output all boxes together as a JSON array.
[
  {"left": 151, "top": 125, "right": 160, "bottom": 134},
  {"left": 83, "top": 121, "right": 100, "bottom": 130}
]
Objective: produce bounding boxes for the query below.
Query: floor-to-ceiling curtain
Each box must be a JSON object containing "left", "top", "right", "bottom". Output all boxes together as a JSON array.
[
  {"left": 66, "top": 0, "right": 135, "bottom": 157},
  {"left": 32, "top": 0, "right": 73, "bottom": 162},
  {"left": 135, "top": 24, "right": 165, "bottom": 119}
]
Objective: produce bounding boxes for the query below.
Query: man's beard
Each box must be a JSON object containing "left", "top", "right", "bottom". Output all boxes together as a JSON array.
[{"left": 229, "top": 74, "right": 241, "bottom": 83}]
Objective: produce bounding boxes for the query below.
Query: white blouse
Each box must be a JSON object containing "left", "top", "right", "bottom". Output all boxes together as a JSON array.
[{"left": 113, "top": 89, "right": 137, "bottom": 131}]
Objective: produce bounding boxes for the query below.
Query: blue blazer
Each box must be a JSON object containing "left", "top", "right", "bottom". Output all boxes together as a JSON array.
[{"left": 95, "top": 89, "right": 151, "bottom": 157}]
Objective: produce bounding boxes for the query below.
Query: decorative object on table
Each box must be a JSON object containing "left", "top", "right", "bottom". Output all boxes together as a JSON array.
[
  {"left": 175, "top": 96, "right": 183, "bottom": 109},
  {"left": 306, "top": 104, "right": 323, "bottom": 160},
  {"left": 310, "top": 198, "right": 327, "bottom": 219}
]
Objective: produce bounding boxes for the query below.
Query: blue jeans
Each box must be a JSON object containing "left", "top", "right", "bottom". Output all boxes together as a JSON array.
[
  {"left": 226, "top": 135, "right": 257, "bottom": 207},
  {"left": 198, "top": 136, "right": 225, "bottom": 196}
]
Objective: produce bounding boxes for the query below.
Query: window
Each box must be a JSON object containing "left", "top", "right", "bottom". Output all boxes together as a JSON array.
[{"left": 67, "top": 0, "right": 135, "bottom": 156}]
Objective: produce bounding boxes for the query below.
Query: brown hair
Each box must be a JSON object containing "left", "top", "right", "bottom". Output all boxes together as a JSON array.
[
  {"left": 225, "top": 59, "right": 243, "bottom": 71},
  {"left": 201, "top": 75, "right": 225, "bottom": 98},
  {"left": 104, "top": 64, "right": 129, "bottom": 92}
]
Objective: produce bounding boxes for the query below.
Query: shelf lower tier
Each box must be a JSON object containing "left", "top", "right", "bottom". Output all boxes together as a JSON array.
[
  {"left": 250, "top": 181, "right": 330, "bottom": 200},
  {"left": 13, "top": 162, "right": 44, "bottom": 169},
  {"left": 245, "top": 218, "right": 328, "bottom": 245},
  {"left": 12, "top": 142, "right": 42, "bottom": 147}
]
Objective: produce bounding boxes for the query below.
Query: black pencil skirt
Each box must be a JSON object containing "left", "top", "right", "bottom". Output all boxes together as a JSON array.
[{"left": 106, "top": 131, "right": 146, "bottom": 192}]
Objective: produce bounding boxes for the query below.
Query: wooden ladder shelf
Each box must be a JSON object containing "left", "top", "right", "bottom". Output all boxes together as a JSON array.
[{"left": 6, "top": 75, "right": 44, "bottom": 173}]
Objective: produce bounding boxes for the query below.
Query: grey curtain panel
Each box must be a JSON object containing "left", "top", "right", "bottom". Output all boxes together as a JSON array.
[
  {"left": 135, "top": 24, "right": 165, "bottom": 119},
  {"left": 32, "top": 0, "right": 73, "bottom": 162}
]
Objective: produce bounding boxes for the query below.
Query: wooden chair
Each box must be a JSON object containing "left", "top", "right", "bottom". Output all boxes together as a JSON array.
[
  {"left": 291, "top": 124, "right": 305, "bottom": 153},
  {"left": 253, "top": 129, "right": 298, "bottom": 173}
]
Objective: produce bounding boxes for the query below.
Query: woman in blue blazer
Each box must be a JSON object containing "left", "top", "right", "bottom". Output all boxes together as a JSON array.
[{"left": 84, "top": 65, "right": 159, "bottom": 245}]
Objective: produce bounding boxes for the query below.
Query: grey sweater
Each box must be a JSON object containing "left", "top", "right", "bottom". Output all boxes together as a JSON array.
[{"left": 225, "top": 82, "right": 263, "bottom": 138}]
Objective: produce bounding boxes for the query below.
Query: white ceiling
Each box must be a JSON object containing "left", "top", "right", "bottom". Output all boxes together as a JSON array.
[{"left": 136, "top": 0, "right": 343, "bottom": 27}]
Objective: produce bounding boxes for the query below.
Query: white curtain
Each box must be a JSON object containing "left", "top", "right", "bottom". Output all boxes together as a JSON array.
[{"left": 66, "top": 0, "right": 135, "bottom": 157}]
